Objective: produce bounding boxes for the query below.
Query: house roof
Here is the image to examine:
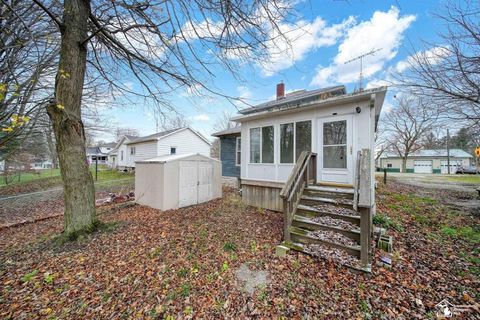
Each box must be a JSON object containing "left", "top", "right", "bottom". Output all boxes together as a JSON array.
[
  {"left": 232, "top": 86, "right": 387, "bottom": 123},
  {"left": 97, "top": 142, "right": 116, "bottom": 148},
  {"left": 86, "top": 147, "right": 107, "bottom": 156},
  {"left": 211, "top": 126, "right": 241, "bottom": 137},
  {"left": 127, "top": 128, "right": 182, "bottom": 144},
  {"left": 380, "top": 149, "right": 473, "bottom": 159},
  {"left": 239, "top": 85, "right": 346, "bottom": 115},
  {"left": 126, "top": 127, "right": 212, "bottom": 146}
]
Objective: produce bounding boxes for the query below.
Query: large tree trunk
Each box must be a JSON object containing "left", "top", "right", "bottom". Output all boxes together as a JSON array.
[{"left": 47, "top": 0, "right": 96, "bottom": 236}]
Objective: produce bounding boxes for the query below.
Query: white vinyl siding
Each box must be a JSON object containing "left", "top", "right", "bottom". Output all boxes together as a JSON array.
[
  {"left": 157, "top": 128, "right": 211, "bottom": 157},
  {"left": 126, "top": 141, "right": 158, "bottom": 167}
]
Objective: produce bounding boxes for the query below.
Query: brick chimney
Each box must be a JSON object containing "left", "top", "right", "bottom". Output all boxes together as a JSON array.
[{"left": 276, "top": 82, "right": 285, "bottom": 100}]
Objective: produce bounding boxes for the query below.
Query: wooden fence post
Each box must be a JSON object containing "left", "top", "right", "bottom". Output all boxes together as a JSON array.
[
  {"left": 383, "top": 168, "right": 387, "bottom": 185},
  {"left": 358, "top": 149, "right": 373, "bottom": 271}
]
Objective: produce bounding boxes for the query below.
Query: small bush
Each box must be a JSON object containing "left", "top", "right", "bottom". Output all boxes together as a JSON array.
[
  {"left": 223, "top": 242, "right": 237, "bottom": 252},
  {"left": 21, "top": 269, "right": 39, "bottom": 283}
]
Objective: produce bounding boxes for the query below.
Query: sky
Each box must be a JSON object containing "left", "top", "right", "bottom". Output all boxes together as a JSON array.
[{"left": 97, "top": 0, "right": 444, "bottom": 142}]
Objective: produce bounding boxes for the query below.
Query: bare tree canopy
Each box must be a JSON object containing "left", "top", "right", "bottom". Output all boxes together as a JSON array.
[
  {"left": 1, "top": 0, "right": 295, "bottom": 237},
  {"left": 395, "top": 0, "right": 480, "bottom": 124},
  {"left": 381, "top": 96, "right": 440, "bottom": 172}
]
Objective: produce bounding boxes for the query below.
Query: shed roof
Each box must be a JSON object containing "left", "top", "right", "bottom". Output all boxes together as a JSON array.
[
  {"left": 211, "top": 126, "right": 241, "bottom": 137},
  {"left": 380, "top": 149, "right": 473, "bottom": 159},
  {"left": 136, "top": 153, "right": 220, "bottom": 164}
]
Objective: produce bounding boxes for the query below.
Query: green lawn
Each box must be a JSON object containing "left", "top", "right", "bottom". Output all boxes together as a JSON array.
[
  {"left": 0, "top": 167, "right": 133, "bottom": 190},
  {"left": 444, "top": 175, "right": 480, "bottom": 184}
]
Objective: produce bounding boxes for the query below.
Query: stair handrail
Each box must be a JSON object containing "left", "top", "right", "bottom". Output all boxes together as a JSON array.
[{"left": 279, "top": 151, "right": 317, "bottom": 241}]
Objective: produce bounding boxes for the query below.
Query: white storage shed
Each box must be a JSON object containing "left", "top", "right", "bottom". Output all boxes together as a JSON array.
[{"left": 135, "top": 153, "right": 222, "bottom": 210}]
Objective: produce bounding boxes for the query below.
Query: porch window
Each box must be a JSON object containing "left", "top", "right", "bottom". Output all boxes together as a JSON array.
[
  {"left": 262, "top": 126, "right": 274, "bottom": 163},
  {"left": 323, "top": 120, "right": 347, "bottom": 168},
  {"left": 280, "top": 123, "right": 294, "bottom": 163},
  {"left": 295, "top": 121, "right": 311, "bottom": 160},
  {"left": 235, "top": 137, "right": 241, "bottom": 166},
  {"left": 250, "top": 128, "right": 261, "bottom": 163},
  {"left": 250, "top": 126, "right": 274, "bottom": 163}
]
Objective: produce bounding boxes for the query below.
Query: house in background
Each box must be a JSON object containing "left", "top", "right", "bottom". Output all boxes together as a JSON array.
[
  {"left": 379, "top": 149, "right": 473, "bottom": 174},
  {"left": 31, "top": 159, "right": 53, "bottom": 170},
  {"left": 110, "top": 127, "right": 211, "bottom": 170},
  {"left": 98, "top": 142, "right": 116, "bottom": 154},
  {"left": 212, "top": 126, "right": 241, "bottom": 178},
  {"left": 86, "top": 147, "right": 109, "bottom": 165},
  {"left": 229, "top": 83, "right": 386, "bottom": 211}
]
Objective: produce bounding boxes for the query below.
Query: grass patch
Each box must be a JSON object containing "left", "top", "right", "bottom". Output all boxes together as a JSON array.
[
  {"left": 444, "top": 175, "right": 480, "bottom": 184},
  {"left": 440, "top": 226, "right": 480, "bottom": 243},
  {"left": 373, "top": 213, "right": 404, "bottom": 232},
  {"left": 223, "top": 241, "right": 237, "bottom": 252}
]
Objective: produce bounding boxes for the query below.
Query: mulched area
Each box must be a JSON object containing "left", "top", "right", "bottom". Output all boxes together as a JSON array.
[{"left": 0, "top": 186, "right": 479, "bottom": 319}]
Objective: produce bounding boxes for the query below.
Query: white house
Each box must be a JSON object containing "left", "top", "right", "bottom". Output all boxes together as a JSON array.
[
  {"left": 108, "top": 135, "right": 138, "bottom": 169},
  {"left": 111, "top": 127, "right": 211, "bottom": 170},
  {"left": 231, "top": 83, "right": 386, "bottom": 210}
]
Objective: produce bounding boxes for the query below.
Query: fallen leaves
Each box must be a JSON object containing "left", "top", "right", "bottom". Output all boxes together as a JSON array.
[{"left": 0, "top": 186, "right": 478, "bottom": 319}]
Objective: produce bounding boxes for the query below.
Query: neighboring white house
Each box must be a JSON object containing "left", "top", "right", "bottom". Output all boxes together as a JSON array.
[
  {"left": 86, "top": 147, "right": 109, "bottom": 165},
  {"left": 111, "top": 127, "right": 211, "bottom": 170},
  {"left": 379, "top": 149, "right": 473, "bottom": 174},
  {"left": 230, "top": 83, "right": 386, "bottom": 210},
  {"left": 98, "top": 142, "right": 116, "bottom": 154},
  {"left": 31, "top": 160, "right": 53, "bottom": 170}
]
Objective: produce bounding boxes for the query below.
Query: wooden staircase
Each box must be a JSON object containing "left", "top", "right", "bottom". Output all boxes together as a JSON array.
[{"left": 278, "top": 151, "right": 373, "bottom": 272}]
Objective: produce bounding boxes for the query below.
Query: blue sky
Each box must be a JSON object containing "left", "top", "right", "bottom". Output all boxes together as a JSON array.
[{"left": 98, "top": 0, "right": 443, "bottom": 142}]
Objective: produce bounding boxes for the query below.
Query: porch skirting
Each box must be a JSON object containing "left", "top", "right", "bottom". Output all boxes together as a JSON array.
[{"left": 241, "top": 179, "right": 284, "bottom": 212}]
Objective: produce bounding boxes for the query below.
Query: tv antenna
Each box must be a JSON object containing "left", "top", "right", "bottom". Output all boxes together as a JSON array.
[{"left": 344, "top": 48, "right": 382, "bottom": 91}]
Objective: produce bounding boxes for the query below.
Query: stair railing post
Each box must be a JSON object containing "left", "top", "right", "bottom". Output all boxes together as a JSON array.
[
  {"left": 283, "top": 198, "right": 290, "bottom": 241},
  {"left": 358, "top": 148, "right": 373, "bottom": 272}
]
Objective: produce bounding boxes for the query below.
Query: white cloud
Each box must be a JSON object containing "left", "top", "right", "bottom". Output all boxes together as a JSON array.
[
  {"left": 237, "top": 86, "right": 252, "bottom": 100},
  {"left": 393, "top": 46, "right": 449, "bottom": 73},
  {"left": 191, "top": 114, "right": 210, "bottom": 122},
  {"left": 259, "top": 16, "right": 355, "bottom": 76},
  {"left": 311, "top": 6, "right": 416, "bottom": 87}
]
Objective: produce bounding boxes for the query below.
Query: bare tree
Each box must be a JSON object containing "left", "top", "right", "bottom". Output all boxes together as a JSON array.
[
  {"left": 382, "top": 97, "right": 439, "bottom": 172},
  {"left": 115, "top": 127, "right": 140, "bottom": 141},
  {"left": 395, "top": 0, "right": 480, "bottom": 124},
  {"left": 214, "top": 110, "right": 238, "bottom": 132},
  {"left": 157, "top": 113, "right": 190, "bottom": 132},
  {"left": 3, "top": 0, "right": 293, "bottom": 236}
]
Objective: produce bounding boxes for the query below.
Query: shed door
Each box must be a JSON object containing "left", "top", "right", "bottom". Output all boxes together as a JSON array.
[
  {"left": 198, "top": 162, "right": 213, "bottom": 204},
  {"left": 179, "top": 161, "right": 199, "bottom": 207},
  {"left": 414, "top": 160, "right": 432, "bottom": 173}
]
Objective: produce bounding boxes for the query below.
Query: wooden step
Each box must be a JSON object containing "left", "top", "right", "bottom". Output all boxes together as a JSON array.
[
  {"left": 304, "top": 186, "right": 354, "bottom": 200},
  {"left": 296, "top": 204, "right": 360, "bottom": 225},
  {"left": 289, "top": 226, "right": 361, "bottom": 258},
  {"left": 300, "top": 195, "right": 354, "bottom": 208},
  {"left": 292, "top": 215, "right": 360, "bottom": 242},
  {"left": 316, "top": 182, "right": 353, "bottom": 188},
  {"left": 307, "top": 185, "right": 354, "bottom": 194}
]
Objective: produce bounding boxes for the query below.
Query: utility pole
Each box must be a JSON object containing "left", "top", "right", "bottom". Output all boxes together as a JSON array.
[{"left": 446, "top": 128, "right": 450, "bottom": 174}]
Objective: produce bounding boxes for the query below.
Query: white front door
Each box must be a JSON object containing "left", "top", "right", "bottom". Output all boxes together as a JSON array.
[
  {"left": 414, "top": 160, "right": 432, "bottom": 173},
  {"left": 317, "top": 115, "right": 353, "bottom": 184},
  {"left": 179, "top": 161, "right": 199, "bottom": 207}
]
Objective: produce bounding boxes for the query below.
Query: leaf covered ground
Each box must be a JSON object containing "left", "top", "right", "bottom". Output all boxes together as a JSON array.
[{"left": 0, "top": 183, "right": 479, "bottom": 319}]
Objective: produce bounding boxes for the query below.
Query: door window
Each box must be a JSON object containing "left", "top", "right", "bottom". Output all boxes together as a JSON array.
[{"left": 323, "top": 120, "right": 347, "bottom": 169}]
